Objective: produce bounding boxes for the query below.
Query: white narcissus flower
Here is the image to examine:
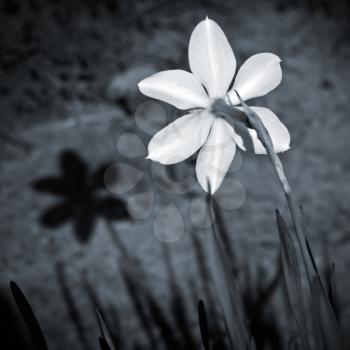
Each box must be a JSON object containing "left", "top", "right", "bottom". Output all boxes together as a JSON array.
[{"left": 138, "top": 17, "right": 290, "bottom": 194}]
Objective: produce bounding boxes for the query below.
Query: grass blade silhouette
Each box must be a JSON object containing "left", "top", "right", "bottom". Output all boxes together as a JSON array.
[
  {"left": 300, "top": 205, "right": 342, "bottom": 337},
  {"left": 10, "top": 281, "right": 49, "bottom": 350},
  {"left": 198, "top": 300, "right": 210, "bottom": 350},
  {"left": 311, "top": 277, "right": 344, "bottom": 350},
  {"left": 249, "top": 336, "right": 257, "bottom": 350},
  {"left": 275, "top": 211, "right": 311, "bottom": 350},
  {"left": 326, "top": 262, "right": 338, "bottom": 321},
  {"left": 96, "top": 308, "right": 117, "bottom": 350},
  {"left": 299, "top": 205, "right": 343, "bottom": 346}
]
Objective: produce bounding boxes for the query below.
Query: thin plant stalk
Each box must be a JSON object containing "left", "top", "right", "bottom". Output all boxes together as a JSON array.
[
  {"left": 235, "top": 93, "right": 314, "bottom": 287},
  {"left": 235, "top": 93, "right": 343, "bottom": 348}
]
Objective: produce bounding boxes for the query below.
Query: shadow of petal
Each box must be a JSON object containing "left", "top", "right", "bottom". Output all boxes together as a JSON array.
[{"left": 40, "top": 202, "right": 72, "bottom": 228}]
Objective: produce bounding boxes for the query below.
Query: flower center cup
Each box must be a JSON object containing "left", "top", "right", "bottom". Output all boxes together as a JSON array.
[{"left": 210, "top": 98, "right": 252, "bottom": 129}]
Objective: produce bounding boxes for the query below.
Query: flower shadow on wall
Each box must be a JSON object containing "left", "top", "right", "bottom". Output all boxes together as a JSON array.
[{"left": 32, "top": 150, "right": 129, "bottom": 243}]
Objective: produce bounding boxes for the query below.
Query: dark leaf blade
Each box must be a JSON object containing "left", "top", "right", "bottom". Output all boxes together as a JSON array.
[
  {"left": 198, "top": 300, "right": 210, "bottom": 350},
  {"left": 99, "top": 337, "right": 111, "bottom": 350},
  {"left": 275, "top": 211, "right": 311, "bottom": 350},
  {"left": 311, "top": 278, "right": 343, "bottom": 350},
  {"left": 326, "top": 262, "right": 338, "bottom": 320},
  {"left": 10, "top": 281, "right": 49, "bottom": 350},
  {"left": 299, "top": 206, "right": 323, "bottom": 279},
  {"left": 249, "top": 337, "right": 257, "bottom": 350},
  {"left": 288, "top": 336, "right": 298, "bottom": 350},
  {"left": 96, "top": 308, "right": 116, "bottom": 350},
  {"left": 303, "top": 234, "right": 343, "bottom": 346},
  {"left": 207, "top": 193, "right": 249, "bottom": 350}
]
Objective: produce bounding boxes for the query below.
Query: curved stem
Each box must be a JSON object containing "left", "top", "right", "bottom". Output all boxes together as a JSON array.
[{"left": 235, "top": 94, "right": 314, "bottom": 288}]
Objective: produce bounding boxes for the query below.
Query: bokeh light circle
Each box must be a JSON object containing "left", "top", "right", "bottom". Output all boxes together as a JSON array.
[
  {"left": 104, "top": 163, "right": 143, "bottom": 195},
  {"left": 153, "top": 203, "right": 185, "bottom": 243},
  {"left": 135, "top": 101, "right": 167, "bottom": 136},
  {"left": 214, "top": 178, "right": 246, "bottom": 210}
]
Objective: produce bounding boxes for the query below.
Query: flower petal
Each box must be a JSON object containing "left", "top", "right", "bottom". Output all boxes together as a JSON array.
[
  {"left": 138, "top": 69, "right": 209, "bottom": 110},
  {"left": 189, "top": 17, "right": 236, "bottom": 98},
  {"left": 147, "top": 111, "right": 214, "bottom": 165},
  {"left": 196, "top": 118, "right": 236, "bottom": 194},
  {"left": 233, "top": 107, "right": 290, "bottom": 154},
  {"left": 228, "top": 53, "right": 282, "bottom": 104}
]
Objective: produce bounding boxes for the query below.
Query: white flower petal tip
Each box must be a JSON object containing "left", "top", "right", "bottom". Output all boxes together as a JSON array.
[
  {"left": 205, "top": 177, "right": 214, "bottom": 195},
  {"left": 145, "top": 154, "right": 155, "bottom": 161},
  {"left": 279, "top": 144, "right": 291, "bottom": 153},
  {"left": 189, "top": 17, "right": 236, "bottom": 98},
  {"left": 147, "top": 111, "right": 214, "bottom": 165},
  {"left": 138, "top": 70, "right": 210, "bottom": 110},
  {"left": 196, "top": 118, "right": 236, "bottom": 194},
  {"left": 233, "top": 107, "right": 290, "bottom": 154},
  {"left": 228, "top": 53, "right": 282, "bottom": 104}
]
